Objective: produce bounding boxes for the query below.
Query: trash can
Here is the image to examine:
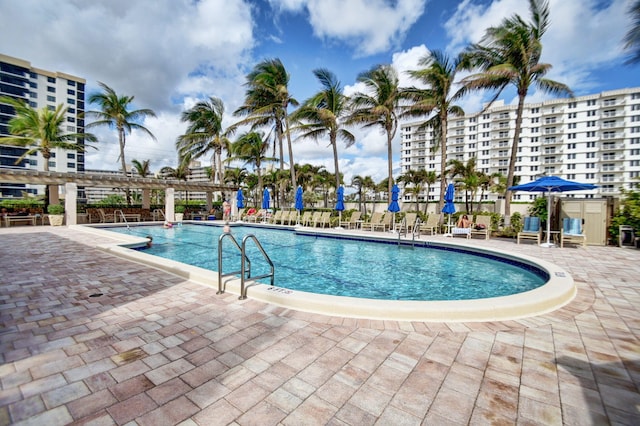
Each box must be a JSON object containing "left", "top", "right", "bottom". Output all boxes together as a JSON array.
[{"left": 619, "top": 225, "right": 635, "bottom": 247}]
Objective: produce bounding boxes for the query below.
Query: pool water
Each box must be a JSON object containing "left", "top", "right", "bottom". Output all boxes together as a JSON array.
[{"left": 113, "top": 224, "right": 547, "bottom": 301}]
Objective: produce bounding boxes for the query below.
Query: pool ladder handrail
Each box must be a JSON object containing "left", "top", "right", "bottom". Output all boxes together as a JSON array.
[
  {"left": 114, "top": 209, "right": 130, "bottom": 229},
  {"left": 396, "top": 216, "right": 419, "bottom": 246},
  {"left": 217, "top": 233, "right": 274, "bottom": 300},
  {"left": 153, "top": 209, "right": 165, "bottom": 221}
]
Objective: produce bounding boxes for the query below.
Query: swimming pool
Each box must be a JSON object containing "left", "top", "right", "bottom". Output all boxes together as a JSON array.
[{"left": 108, "top": 223, "right": 548, "bottom": 301}]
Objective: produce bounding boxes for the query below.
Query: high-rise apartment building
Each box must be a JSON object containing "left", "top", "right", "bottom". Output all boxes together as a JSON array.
[
  {"left": 400, "top": 87, "right": 640, "bottom": 204},
  {"left": 0, "top": 53, "right": 86, "bottom": 198}
]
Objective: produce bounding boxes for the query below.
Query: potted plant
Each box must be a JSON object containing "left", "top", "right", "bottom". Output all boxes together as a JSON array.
[
  {"left": 175, "top": 205, "right": 185, "bottom": 222},
  {"left": 47, "top": 204, "right": 65, "bottom": 226}
]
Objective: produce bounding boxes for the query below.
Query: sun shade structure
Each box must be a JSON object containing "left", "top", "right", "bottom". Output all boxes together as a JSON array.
[
  {"left": 261, "top": 188, "right": 270, "bottom": 210},
  {"left": 442, "top": 183, "right": 456, "bottom": 236},
  {"left": 295, "top": 186, "right": 304, "bottom": 224},
  {"left": 509, "top": 175, "right": 597, "bottom": 247},
  {"left": 334, "top": 185, "right": 345, "bottom": 228},
  {"left": 236, "top": 188, "right": 244, "bottom": 209}
]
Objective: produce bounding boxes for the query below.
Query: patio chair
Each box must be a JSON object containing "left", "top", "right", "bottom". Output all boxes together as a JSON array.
[
  {"left": 373, "top": 213, "right": 393, "bottom": 232},
  {"left": 419, "top": 213, "right": 441, "bottom": 235},
  {"left": 339, "top": 211, "right": 361, "bottom": 229},
  {"left": 517, "top": 217, "right": 542, "bottom": 245},
  {"left": 560, "top": 217, "right": 586, "bottom": 248},
  {"left": 471, "top": 215, "right": 491, "bottom": 240},
  {"left": 315, "top": 211, "right": 331, "bottom": 228},
  {"left": 394, "top": 212, "right": 417, "bottom": 234},
  {"left": 299, "top": 211, "right": 312, "bottom": 226},
  {"left": 361, "top": 212, "right": 383, "bottom": 231},
  {"left": 269, "top": 210, "right": 282, "bottom": 224},
  {"left": 97, "top": 208, "right": 115, "bottom": 223},
  {"left": 233, "top": 208, "right": 245, "bottom": 222}
]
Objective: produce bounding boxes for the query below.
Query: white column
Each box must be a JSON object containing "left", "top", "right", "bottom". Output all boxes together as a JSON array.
[
  {"left": 65, "top": 182, "right": 77, "bottom": 226},
  {"left": 166, "top": 188, "right": 175, "bottom": 221},
  {"left": 142, "top": 189, "right": 151, "bottom": 210}
]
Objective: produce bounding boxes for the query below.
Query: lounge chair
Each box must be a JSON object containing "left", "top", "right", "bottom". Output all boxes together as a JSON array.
[
  {"left": 373, "top": 213, "right": 393, "bottom": 232},
  {"left": 269, "top": 210, "right": 282, "bottom": 224},
  {"left": 394, "top": 212, "right": 417, "bottom": 234},
  {"left": 361, "top": 212, "right": 383, "bottom": 231},
  {"left": 233, "top": 208, "right": 245, "bottom": 222},
  {"left": 97, "top": 208, "right": 115, "bottom": 223},
  {"left": 299, "top": 211, "right": 312, "bottom": 226},
  {"left": 283, "top": 210, "right": 297, "bottom": 225},
  {"left": 517, "top": 217, "right": 542, "bottom": 245},
  {"left": 339, "top": 211, "right": 361, "bottom": 229},
  {"left": 560, "top": 217, "right": 586, "bottom": 248},
  {"left": 315, "top": 211, "right": 331, "bottom": 228},
  {"left": 308, "top": 211, "right": 322, "bottom": 227},
  {"left": 471, "top": 215, "right": 491, "bottom": 240},
  {"left": 420, "top": 213, "right": 441, "bottom": 235}
]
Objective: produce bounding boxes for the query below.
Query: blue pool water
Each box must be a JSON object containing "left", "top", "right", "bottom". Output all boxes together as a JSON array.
[{"left": 111, "top": 224, "right": 548, "bottom": 301}]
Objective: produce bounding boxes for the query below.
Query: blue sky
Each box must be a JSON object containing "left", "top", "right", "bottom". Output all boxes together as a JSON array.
[{"left": 0, "top": 0, "right": 637, "bottom": 185}]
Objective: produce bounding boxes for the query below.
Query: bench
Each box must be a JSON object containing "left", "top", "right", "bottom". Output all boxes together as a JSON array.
[{"left": 4, "top": 215, "right": 37, "bottom": 227}]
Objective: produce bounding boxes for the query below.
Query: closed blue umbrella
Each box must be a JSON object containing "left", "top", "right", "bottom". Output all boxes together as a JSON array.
[
  {"left": 388, "top": 184, "right": 400, "bottom": 232},
  {"left": 509, "top": 176, "right": 597, "bottom": 247},
  {"left": 442, "top": 183, "right": 456, "bottom": 235},
  {"left": 236, "top": 188, "right": 244, "bottom": 209},
  {"left": 262, "top": 188, "right": 270, "bottom": 210},
  {"left": 335, "top": 186, "right": 345, "bottom": 228},
  {"left": 295, "top": 186, "right": 304, "bottom": 224}
]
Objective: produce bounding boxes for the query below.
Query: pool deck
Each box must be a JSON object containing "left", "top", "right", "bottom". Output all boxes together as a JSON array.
[{"left": 1, "top": 225, "right": 639, "bottom": 425}]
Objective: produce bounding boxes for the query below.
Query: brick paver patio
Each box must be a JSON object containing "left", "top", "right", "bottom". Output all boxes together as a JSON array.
[{"left": 1, "top": 225, "right": 639, "bottom": 425}]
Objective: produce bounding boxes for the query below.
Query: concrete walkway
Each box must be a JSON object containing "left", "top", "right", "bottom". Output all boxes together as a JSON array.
[{"left": 0, "top": 226, "right": 638, "bottom": 425}]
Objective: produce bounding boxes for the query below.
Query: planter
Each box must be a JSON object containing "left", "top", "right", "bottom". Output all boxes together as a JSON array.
[
  {"left": 175, "top": 213, "right": 184, "bottom": 222},
  {"left": 49, "top": 214, "right": 64, "bottom": 226}
]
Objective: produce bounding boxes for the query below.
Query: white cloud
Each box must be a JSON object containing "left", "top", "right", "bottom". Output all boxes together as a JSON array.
[{"left": 273, "top": 0, "right": 428, "bottom": 56}]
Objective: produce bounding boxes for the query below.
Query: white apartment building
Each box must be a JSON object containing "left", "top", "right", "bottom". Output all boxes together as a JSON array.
[
  {"left": 400, "top": 87, "right": 640, "bottom": 204},
  {"left": 0, "top": 53, "right": 86, "bottom": 198}
]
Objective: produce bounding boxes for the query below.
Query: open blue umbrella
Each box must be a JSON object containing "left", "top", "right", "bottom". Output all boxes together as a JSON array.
[
  {"left": 335, "top": 186, "right": 345, "bottom": 228},
  {"left": 295, "top": 186, "right": 304, "bottom": 224},
  {"left": 442, "top": 183, "right": 456, "bottom": 235},
  {"left": 236, "top": 188, "right": 244, "bottom": 209},
  {"left": 509, "top": 175, "right": 597, "bottom": 247}
]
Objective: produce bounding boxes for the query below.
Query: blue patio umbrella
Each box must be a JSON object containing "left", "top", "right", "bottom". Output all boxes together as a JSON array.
[
  {"left": 335, "top": 186, "right": 345, "bottom": 227},
  {"left": 442, "top": 183, "right": 456, "bottom": 235},
  {"left": 388, "top": 184, "right": 400, "bottom": 231},
  {"left": 509, "top": 175, "right": 597, "bottom": 247},
  {"left": 236, "top": 188, "right": 244, "bottom": 209},
  {"left": 295, "top": 186, "right": 304, "bottom": 224},
  {"left": 262, "top": 188, "right": 270, "bottom": 210}
]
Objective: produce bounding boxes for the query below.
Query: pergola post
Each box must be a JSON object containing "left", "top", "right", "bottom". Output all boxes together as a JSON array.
[
  {"left": 166, "top": 188, "right": 175, "bottom": 222},
  {"left": 64, "top": 182, "right": 77, "bottom": 225},
  {"left": 142, "top": 189, "right": 151, "bottom": 210},
  {"left": 206, "top": 192, "right": 213, "bottom": 214}
]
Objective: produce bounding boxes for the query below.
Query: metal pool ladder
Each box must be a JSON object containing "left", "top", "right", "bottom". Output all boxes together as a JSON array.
[
  {"left": 114, "top": 209, "right": 130, "bottom": 229},
  {"left": 217, "top": 233, "right": 274, "bottom": 300}
]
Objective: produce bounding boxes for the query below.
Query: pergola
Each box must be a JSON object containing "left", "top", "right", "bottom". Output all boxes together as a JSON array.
[{"left": 0, "top": 169, "right": 238, "bottom": 224}]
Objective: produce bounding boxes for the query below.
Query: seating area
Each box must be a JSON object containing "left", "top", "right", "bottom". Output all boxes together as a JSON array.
[
  {"left": 517, "top": 216, "right": 542, "bottom": 245},
  {"left": 561, "top": 217, "right": 587, "bottom": 247},
  {"left": 470, "top": 215, "right": 491, "bottom": 240}
]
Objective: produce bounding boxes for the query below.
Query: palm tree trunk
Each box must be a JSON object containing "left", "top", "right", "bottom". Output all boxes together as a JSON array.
[
  {"left": 438, "top": 114, "right": 448, "bottom": 213},
  {"left": 505, "top": 93, "right": 526, "bottom": 216},
  {"left": 331, "top": 133, "right": 340, "bottom": 190},
  {"left": 118, "top": 126, "right": 131, "bottom": 205},
  {"left": 386, "top": 130, "right": 393, "bottom": 205},
  {"left": 285, "top": 117, "right": 296, "bottom": 190}
]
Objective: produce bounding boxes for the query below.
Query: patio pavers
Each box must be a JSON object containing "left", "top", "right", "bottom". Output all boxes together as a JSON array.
[{"left": 0, "top": 226, "right": 639, "bottom": 425}]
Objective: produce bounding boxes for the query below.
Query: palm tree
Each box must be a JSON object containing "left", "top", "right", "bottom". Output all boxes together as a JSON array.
[
  {"left": 347, "top": 64, "right": 407, "bottom": 203},
  {"left": 448, "top": 158, "right": 480, "bottom": 213},
  {"left": 160, "top": 156, "right": 191, "bottom": 201},
  {"left": 234, "top": 59, "right": 298, "bottom": 206},
  {"left": 86, "top": 82, "right": 156, "bottom": 204},
  {"left": 350, "top": 175, "right": 367, "bottom": 212},
  {"left": 227, "top": 131, "right": 274, "bottom": 196},
  {"left": 0, "top": 96, "right": 97, "bottom": 205},
  {"left": 404, "top": 50, "right": 466, "bottom": 213},
  {"left": 422, "top": 170, "right": 438, "bottom": 214},
  {"left": 461, "top": 0, "right": 572, "bottom": 215},
  {"left": 176, "top": 97, "right": 230, "bottom": 191},
  {"left": 224, "top": 167, "right": 248, "bottom": 188},
  {"left": 131, "top": 159, "right": 151, "bottom": 177},
  {"left": 292, "top": 68, "right": 355, "bottom": 190},
  {"left": 624, "top": 0, "right": 640, "bottom": 64},
  {"left": 397, "top": 169, "right": 428, "bottom": 212}
]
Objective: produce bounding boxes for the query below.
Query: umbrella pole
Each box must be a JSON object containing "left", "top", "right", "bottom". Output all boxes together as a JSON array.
[{"left": 541, "top": 189, "right": 554, "bottom": 247}]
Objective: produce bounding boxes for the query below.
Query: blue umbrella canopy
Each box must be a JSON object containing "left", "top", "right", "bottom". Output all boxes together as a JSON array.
[
  {"left": 295, "top": 186, "right": 304, "bottom": 211},
  {"left": 335, "top": 186, "right": 345, "bottom": 212},
  {"left": 236, "top": 188, "right": 245, "bottom": 209},
  {"left": 442, "top": 183, "right": 456, "bottom": 214},
  {"left": 509, "top": 176, "right": 597, "bottom": 247},
  {"left": 388, "top": 184, "right": 400, "bottom": 213},
  {"left": 262, "top": 188, "right": 270, "bottom": 210}
]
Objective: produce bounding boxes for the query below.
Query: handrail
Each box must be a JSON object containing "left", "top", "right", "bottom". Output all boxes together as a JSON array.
[
  {"left": 217, "top": 233, "right": 251, "bottom": 295},
  {"left": 153, "top": 209, "right": 165, "bottom": 221},
  {"left": 240, "top": 234, "right": 274, "bottom": 300},
  {"left": 114, "top": 209, "right": 130, "bottom": 229}
]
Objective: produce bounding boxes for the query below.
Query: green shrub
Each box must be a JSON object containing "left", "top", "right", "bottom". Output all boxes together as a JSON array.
[
  {"left": 609, "top": 190, "right": 640, "bottom": 244},
  {"left": 47, "top": 204, "right": 64, "bottom": 215}
]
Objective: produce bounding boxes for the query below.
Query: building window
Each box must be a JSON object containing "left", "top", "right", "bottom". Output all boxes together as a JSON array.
[
  {"left": 568, "top": 133, "right": 576, "bottom": 139},
  {"left": 67, "top": 162, "right": 76, "bottom": 169},
  {"left": 568, "top": 112, "right": 577, "bottom": 118},
  {"left": 586, "top": 173, "right": 595, "bottom": 179},
  {"left": 47, "top": 86, "right": 55, "bottom": 93},
  {"left": 47, "top": 76, "right": 55, "bottom": 83},
  {"left": 67, "top": 117, "right": 75, "bottom": 123},
  {"left": 568, "top": 101, "right": 577, "bottom": 108},
  {"left": 531, "top": 107, "right": 539, "bottom": 114},
  {"left": 587, "top": 131, "right": 596, "bottom": 138},
  {"left": 568, "top": 123, "right": 576, "bottom": 129},
  {"left": 586, "top": 110, "right": 596, "bottom": 117},
  {"left": 67, "top": 98, "right": 75, "bottom": 105},
  {"left": 567, "top": 143, "right": 576, "bottom": 149},
  {"left": 47, "top": 95, "right": 55, "bottom": 102},
  {"left": 586, "top": 152, "right": 596, "bottom": 159},
  {"left": 586, "top": 99, "right": 596, "bottom": 106}
]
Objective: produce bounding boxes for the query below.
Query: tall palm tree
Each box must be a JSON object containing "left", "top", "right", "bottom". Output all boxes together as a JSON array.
[
  {"left": 624, "top": 0, "right": 640, "bottom": 64},
  {"left": 292, "top": 68, "right": 355, "bottom": 190},
  {"left": 448, "top": 158, "right": 479, "bottom": 213},
  {"left": 350, "top": 175, "right": 367, "bottom": 212},
  {"left": 131, "top": 159, "right": 151, "bottom": 177},
  {"left": 422, "top": 170, "right": 438, "bottom": 214},
  {"left": 160, "top": 156, "right": 191, "bottom": 201},
  {"left": 234, "top": 59, "right": 298, "bottom": 206},
  {"left": 404, "top": 50, "right": 466, "bottom": 213},
  {"left": 176, "top": 97, "right": 230, "bottom": 190},
  {"left": 227, "top": 131, "right": 274, "bottom": 196},
  {"left": 86, "top": 82, "right": 156, "bottom": 204},
  {"left": 397, "top": 169, "right": 428, "bottom": 212},
  {"left": 461, "top": 0, "right": 572, "bottom": 215},
  {"left": 0, "top": 96, "right": 97, "bottom": 205},
  {"left": 347, "top": 64, "right": 407, "bottom": 203},
  {"left": 224, "top": 167, "right": 248, "bottom": 188}
]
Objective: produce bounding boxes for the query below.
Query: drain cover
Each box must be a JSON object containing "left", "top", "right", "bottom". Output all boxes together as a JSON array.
[{"left": 88, "top": 293, "right": 103, "bottom": 298}]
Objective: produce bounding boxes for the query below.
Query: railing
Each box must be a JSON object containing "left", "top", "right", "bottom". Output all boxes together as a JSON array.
[
  {"left": 153, "top": 209, "right": 165, "bottom": 221},
  {"left": 114, "top": 209, "right": 130, "bottom": 229},
  {"left": 217, "top": 233, "right": 274, "bottom": 300}
]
